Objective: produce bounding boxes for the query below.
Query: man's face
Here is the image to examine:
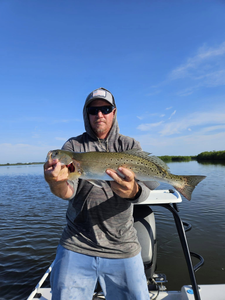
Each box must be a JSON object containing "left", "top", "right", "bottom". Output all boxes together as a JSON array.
[{"left": 88, "top": 99, "right": 116, "bottom": 139}]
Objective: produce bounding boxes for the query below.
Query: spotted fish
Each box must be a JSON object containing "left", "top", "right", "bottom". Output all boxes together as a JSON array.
[{"left": 46, "top": 149, "right": 206, "bottom": 200}]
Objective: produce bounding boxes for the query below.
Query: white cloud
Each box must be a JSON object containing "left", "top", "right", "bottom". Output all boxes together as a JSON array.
[
  {"left": 197, "top": 42, "right": 225, "bottom": 59},
  {"left": 134, "top": 131, "right": 225, "bottom": 156},
  {"left": 137, "top": 110, "right": 225, "bottom": 137},
  {"left": 176, "top": 84, "right": 201, "bottom": 97},
  {"left": 145, "top": 41, "right": 225, "bottom": 99},
  {"left": 197, "top": 124, "right": 225, "bottom": 134},
  {"left": 176, "top": 69, "right": 225, "bottom": 96},
  {"left": 168, "top": 110, "right": 176, "bottom": 120},
  {"left": 169, "top": 41, "right": 225, "bottom": 81},
  {"left": 198, "top": 70, "right": 225, "bottom": 87},
  {"left": 137, "top": 121, "right": 164, "bottom": 131},
  {"left": 144, "top": 41, "right": 225, "bottom": 97},
  {"left": 159, "top": 111, "right": 225, "bottom": 136},
  {"left": 137, "top": 112, "right": 163, "bottom": 120}
]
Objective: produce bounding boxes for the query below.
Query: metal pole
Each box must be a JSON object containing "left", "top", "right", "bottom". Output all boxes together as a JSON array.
[{"left": 162, "top": 204, "right": 201, "bottom": 300}]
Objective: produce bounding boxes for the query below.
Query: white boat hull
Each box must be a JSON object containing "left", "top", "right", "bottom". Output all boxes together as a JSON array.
[{"left": 30, "top": 284, "right": 225, "bottom": 300}]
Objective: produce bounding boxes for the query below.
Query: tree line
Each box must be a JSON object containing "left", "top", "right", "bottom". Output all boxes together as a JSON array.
[{"left": 159, "top": 150, "right": 225, "bottom": 163}]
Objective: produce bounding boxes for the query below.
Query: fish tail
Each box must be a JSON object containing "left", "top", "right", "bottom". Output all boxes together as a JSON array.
[{"left": 173, "top": 175, "right": 206, "bottom": 201}]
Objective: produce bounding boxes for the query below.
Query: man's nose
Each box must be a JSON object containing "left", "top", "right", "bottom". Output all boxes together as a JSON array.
[{"left": 97, "top": 110, "right": 104, "bottom": 117}]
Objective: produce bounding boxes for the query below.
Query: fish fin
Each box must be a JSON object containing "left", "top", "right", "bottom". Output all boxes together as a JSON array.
[
  {"left": 174, "top": 175, "right": 206, "bottom": 201},
  {"left": 124, "top": 149, "right": 169, "bottom": 171},
  {"left": 87, "top": 180, "right": 106, "bottom": 188},
  {"left": 124, "top": 149, "right": 151, "bottom": 156},
  {"left": 146, "top": 155, "right": 170, "bottom": 171},
  {"left": 68, "top": 172, "right": 81, "bottom": 180},
  {"left": 142, "top": 181, "right": 160, "bottom": 190}
]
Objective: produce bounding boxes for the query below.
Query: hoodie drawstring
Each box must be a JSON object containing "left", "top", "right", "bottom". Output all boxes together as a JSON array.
[{"left": 97, "top": 137, "right": 109, "bottom": 152}]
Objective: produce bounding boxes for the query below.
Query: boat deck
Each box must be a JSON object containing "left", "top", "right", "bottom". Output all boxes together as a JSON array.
[
  {"left": 30, "top": 288, "right": 181, "bottom": 300},
  {"left": 31, "top": 285, "right": 225, "bottom": 300}
]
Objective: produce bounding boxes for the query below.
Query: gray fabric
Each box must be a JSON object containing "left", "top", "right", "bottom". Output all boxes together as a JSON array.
[{"left": 59, "top": 92, "right": 151, "bottom": 258}]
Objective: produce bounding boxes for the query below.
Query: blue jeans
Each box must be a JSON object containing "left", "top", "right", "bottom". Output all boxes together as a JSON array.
[{"left": 50, "top": 245, "right": 149, "bottom": 300}]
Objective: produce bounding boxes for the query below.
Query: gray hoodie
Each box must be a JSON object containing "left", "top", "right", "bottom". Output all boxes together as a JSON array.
[{"left": 59, "top": 91, "right": 150, "bottom": 258}]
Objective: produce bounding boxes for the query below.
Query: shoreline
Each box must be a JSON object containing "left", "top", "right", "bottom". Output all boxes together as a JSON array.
[{"left": 0, "top": 162, "right": 44, "bottom": 167}]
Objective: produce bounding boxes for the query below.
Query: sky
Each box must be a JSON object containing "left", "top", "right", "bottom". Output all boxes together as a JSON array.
[{"left": 1, "top": 0, "right": 225, "bottom": 164}]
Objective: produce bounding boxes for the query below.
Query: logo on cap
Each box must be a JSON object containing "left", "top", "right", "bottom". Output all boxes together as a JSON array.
[{"left": 93, "top": 90, "right": 106, "bottom": 98}]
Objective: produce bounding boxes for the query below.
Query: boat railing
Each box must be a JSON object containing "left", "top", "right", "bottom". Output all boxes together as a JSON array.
[{"left": 27, "top": 261, "right": 55, "bottom": 300}]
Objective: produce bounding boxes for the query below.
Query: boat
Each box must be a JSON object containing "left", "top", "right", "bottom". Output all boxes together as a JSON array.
[{"left": 27, "top": 189, "right": 225, "bottom": 300}]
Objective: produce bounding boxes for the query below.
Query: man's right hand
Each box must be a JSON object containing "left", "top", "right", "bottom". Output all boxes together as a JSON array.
[
  {"left": 44, "top": 159, "right": 74, "bottom": 199},
  {"left": 44, "top": 159, "right": 69, "bottom": 183}
]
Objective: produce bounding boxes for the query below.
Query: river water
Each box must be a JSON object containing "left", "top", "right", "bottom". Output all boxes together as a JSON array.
[{"left": 0, "top": 161, "right": 224, "bottom": 299}]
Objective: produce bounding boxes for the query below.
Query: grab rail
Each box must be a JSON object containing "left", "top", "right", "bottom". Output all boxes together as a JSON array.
[
  {"left": 27, "top": 260, "right": 55, "bottom": 300},
  {"left": 159, "top": 204, "right": 201, "bottom": 300},
  {"left": 191, "top": 252, "right": 205, "bottom": 273}
]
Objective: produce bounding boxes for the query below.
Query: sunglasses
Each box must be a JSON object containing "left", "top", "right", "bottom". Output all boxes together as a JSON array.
[{"left": 87, "top": 106, "right": 115, "bottom": 115}]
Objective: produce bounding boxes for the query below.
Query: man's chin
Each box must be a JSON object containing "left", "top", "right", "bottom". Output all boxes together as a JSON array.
[{"left": 95, "top": 128, "right": 105, "bottom": 134}]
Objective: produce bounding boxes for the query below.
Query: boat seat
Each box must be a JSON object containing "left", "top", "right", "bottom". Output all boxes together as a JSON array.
[{"left": 133, "top": 205, "right": 157, "bottom": 280}]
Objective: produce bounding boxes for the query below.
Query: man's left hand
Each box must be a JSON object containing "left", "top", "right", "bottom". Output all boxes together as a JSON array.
[{"left": 106, "top": 167, "right": 140, "bottom": 199}]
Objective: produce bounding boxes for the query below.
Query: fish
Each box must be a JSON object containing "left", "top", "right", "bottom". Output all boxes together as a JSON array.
[{"left": 46, "top": 149, "right": 206, "bottom": 201}]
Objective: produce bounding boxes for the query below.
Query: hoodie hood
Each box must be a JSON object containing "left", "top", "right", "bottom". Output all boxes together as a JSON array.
[{"left": 83, "top": 88, "right": 119, "bottom": 141}]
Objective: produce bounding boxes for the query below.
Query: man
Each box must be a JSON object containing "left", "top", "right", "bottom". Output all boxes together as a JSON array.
[{"left": 44, "top": 88, "right": 151, "bottom": 300}]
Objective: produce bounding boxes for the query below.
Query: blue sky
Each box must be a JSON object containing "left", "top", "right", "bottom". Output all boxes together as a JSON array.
[{"left": 1, "top": 0, "right": 225, "bottom": 164}]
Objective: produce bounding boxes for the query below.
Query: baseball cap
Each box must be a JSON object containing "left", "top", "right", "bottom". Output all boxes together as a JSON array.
[{"left": 85, "top": 87, "right": 116, "bottom": 107}]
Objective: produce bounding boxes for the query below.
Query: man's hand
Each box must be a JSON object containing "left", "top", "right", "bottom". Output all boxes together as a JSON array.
[
  {"left": 44, "top": 159, "right": 69, "bottom": 183},
  {"left": 106, "top": 167, "right": 140, "bottom": 199},
  {"left": 44, "top": 159, "right": 74, "bottom": 199}
]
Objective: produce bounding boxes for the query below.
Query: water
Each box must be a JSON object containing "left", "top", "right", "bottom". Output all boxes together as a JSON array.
[
  {"left": 0, "top": 162, "right": 224, "bottom": 299},
  {"left": 0, "top": 165, "right": 68, "bottom": 299}
]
